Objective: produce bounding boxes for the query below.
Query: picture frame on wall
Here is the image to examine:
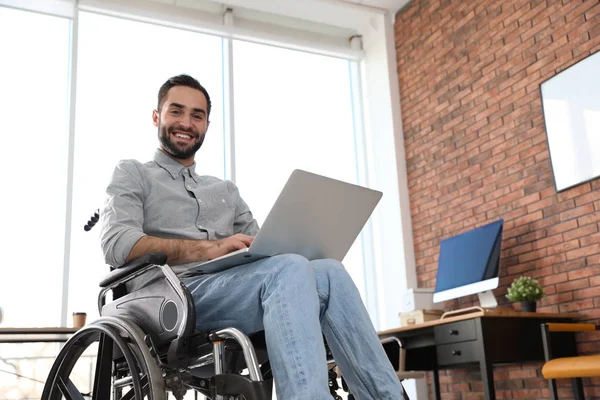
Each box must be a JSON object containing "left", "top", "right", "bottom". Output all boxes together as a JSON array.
[{"left": 540, "top": 50, "right": 600, "bottom": 193}]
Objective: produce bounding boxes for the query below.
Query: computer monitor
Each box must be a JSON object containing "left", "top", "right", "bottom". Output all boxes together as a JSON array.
[{"left": 433, "top": 219, "right": 504, "bottom": 308}]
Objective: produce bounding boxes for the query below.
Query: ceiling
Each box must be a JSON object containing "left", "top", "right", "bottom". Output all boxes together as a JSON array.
[
  {"left": 337, "top": 0, "right": 411, "bottom": 13},
  {"left": 156, "top": 0, "right": 411, "bottom": 33}
]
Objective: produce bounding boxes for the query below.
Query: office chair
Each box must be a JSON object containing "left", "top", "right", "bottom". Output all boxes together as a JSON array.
[
  {"left": 380, "top": 337, "right": 424, "bottom": 400},
  {"left": 541, "top": 322, "right": 599, "bottom": 400}
]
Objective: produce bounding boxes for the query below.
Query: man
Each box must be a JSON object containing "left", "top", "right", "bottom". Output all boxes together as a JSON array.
[{"left": 100, "top": 74, "right": 403, "bottom": 399}]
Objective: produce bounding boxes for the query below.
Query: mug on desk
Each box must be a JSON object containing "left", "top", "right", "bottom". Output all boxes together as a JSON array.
[{"left": 72, "top": 312, "right": 87, "bottom": 328}]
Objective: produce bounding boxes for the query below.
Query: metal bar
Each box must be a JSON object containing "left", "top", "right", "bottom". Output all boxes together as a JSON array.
[
  {"left": 60, "top": 0, "right": 79, "bottom": 328},
  {"left": 113, "top": 373, "right": 149, "bottom": 389},
  {"left": 380, "top": 336, "right": 403, "bottom": 348},
  {"left": 113, "top": 375, "right": 133, "bottom": 388},
  {"left": 222, "top": 9, "right": 236, "bottom": 182},
  {"left": 541, "top": 323, "right": 559, "bottom": 400},
  {"left": 431, "top": 369, "right": 441, "bottom": 400},
  {"left": 571, "top": 377, "right": 585, "bottom": 400},
  {"left": 213, "top": 341, "right": 225, "bottom": 400},
  {"left": 480, "top": 359, "right": 496, "bottom": 400},
  {"left": 214, "top": 328, "right": 262, "bottom": 382},
  {"left": 541, "top": 323, "right": 553, "bottom": 361},
  {"left": 188, "top": 353, "right": 215, "bottom": 370}
]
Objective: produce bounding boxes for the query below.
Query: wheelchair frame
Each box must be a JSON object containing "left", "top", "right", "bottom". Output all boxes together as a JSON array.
[
  {"left": 41, "top": 253, "right": 365, "bottom": 400},
  {"left": 42, "top": 253, "right": 276, "bottom": 400}
]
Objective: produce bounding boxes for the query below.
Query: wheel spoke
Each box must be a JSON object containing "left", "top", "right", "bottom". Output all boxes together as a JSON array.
[
  {"left": 115, "top": 374, "right": 149, "bottom": 400},
  {"left": 92, "top": 332, "right": 114, "bottom": 399},
  {"left": 120, "top": 386, "right": 136, "bottom": 400},
  {"left": 57, "top": 376, "right": 85, "bottom": 400},
  {"left": 140, "top": 374, "right": 149, "bottom": 397}
]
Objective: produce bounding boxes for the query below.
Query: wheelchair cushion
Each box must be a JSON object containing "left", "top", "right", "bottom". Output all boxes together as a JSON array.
[{"left": 99, "top": 252, "right": 168, "bottom": 288}]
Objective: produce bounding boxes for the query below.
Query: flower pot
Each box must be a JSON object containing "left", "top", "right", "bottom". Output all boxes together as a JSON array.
[{"left": 520, "top": 301, "right": 536, "bottom": 312}]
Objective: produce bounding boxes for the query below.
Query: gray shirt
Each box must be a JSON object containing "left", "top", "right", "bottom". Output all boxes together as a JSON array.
[{"left": 100, "top": 149, "right": 259, "bottom": 270}]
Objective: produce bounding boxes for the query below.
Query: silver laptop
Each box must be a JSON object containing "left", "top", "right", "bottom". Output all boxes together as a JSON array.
[{"left": 182, "top": 169, "right": 382, "bottom": 275}]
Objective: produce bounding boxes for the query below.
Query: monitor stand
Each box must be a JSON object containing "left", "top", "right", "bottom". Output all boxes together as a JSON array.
[
  {"left": 440, "top": 291, "right": 499, "bottom": 319},
  {"left": 478, "top": 290, "right": 498, "bottom": 308}
]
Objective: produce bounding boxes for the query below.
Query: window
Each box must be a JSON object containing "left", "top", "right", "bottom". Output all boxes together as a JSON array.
[
  {"left": 0, "top": 4, "right": 376, "bottom": 326},
  {"left": 232, "top": 40, "right": 367, "bottom": 299},
  {"left": 68, "top": 11, "right": 225, "bottom": 319},
  {"left": 0, "top": 2, "right": 396, "bottom": 397},
  {"left": 0, "top": 6, "right": 71, "bottom": 327}
]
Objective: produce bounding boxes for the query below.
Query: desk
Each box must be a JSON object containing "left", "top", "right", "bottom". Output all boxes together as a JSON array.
[
  {"left": 0, "top": 327, "right": 78, "bottom": 343},
  {"left": 378, "top": 309, "right": 580, "bottom": 400}
]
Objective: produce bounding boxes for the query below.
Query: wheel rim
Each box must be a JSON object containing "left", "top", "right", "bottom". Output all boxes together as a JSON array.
[{"left": 42, "top": 318, "right": 165, "bottom": 400}]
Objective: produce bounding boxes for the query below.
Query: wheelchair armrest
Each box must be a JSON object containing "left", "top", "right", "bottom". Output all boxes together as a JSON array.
[{"left": 99, "top": 252, "right": 168, "bottom": 288}]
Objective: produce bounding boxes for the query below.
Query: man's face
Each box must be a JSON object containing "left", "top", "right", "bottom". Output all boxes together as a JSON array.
[{"left": 153, "top": 86, "right": 210, "bottom": 163}]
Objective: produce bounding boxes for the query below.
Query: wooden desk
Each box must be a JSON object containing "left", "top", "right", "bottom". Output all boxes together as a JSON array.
[
  {"left": 378, "top": 309, "right": 580, "bottom": 400},
  {"left": 0, "top": 327, "right": 78, "bottom": 343}
]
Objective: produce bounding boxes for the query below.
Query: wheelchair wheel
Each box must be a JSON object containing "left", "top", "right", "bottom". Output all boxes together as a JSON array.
[{"left": 42, "top": 316, "right": 166, "bottom": 400}]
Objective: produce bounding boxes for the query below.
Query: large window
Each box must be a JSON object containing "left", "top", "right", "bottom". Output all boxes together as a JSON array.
[
  {"left": 232, "top": 40, "right": 367, "bottom": 298},
  {"left": 0, "top": 7, "right": 372, "bottom": 326},
  {"left": 0, "top": 6, "right": 72, "bottom": 398},
  {"left": 0, "top": 2, "right": 389, "bottom": 397},
  {"left": 68, "top": 11, "right": 225, "bottom": 320},
  {"left": 0, "top": 6, "right": 71, "bottom": 327}
]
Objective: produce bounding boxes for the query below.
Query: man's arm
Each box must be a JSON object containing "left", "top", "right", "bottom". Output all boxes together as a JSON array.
[
  {"left": 100, "top": 161, "right": 147, "bottom": 267},
  {"left": 100, "top": 161, "right": 254, "bottom": 267},
  {"left": 126, "top": 233, "right": 254, "bottom": 265}
]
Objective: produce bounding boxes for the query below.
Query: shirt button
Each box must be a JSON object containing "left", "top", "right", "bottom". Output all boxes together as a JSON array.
[
  {"left": 198, "top": 199, "right": 203, "bottom": 203},
  {"left": 186, "top": 185, "right": 192, "bottom": 190}
]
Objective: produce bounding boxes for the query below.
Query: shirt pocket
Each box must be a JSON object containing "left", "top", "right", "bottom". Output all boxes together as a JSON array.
[{"left": 201, "top": 191, "right": 237, "bottom": 236}]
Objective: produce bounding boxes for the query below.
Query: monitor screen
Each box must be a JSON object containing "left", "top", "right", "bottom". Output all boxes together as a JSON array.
[{"left": 434, "top": 220, "right": 503, "bottom": 301}]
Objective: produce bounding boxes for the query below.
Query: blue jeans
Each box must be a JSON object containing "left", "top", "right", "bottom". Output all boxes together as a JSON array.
[{"left": 182, "top": 254, "right": 402, "bottom": 400}]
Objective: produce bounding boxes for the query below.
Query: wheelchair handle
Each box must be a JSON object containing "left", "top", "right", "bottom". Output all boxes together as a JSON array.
[{"left": 84, "top": 209, "right": 100, "bottom": 231}]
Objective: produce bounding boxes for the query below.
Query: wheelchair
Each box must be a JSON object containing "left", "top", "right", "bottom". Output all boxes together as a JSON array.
[
  {"left": 43, "top": 251, "right": 405, "bottom": 400},
  {"left": 44, "top": 207, "right": 411, "bottom": 400}
]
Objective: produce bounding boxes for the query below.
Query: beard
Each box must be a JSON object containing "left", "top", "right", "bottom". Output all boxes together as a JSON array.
[{"left": 158, "top": 123, "right": 205, "bottom": 160}]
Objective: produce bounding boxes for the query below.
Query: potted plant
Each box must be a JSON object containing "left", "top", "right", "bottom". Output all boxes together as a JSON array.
[{"left": 506, "top": 276, "right": 546, "bottom": 312}]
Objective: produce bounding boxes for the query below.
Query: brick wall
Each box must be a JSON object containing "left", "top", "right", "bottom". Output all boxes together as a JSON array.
[{"left": 394, "top": 0, "right": 600, "bottom": 398}]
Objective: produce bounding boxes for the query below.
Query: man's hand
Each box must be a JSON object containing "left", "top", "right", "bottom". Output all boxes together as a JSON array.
[
  {"left": 196, "top": 233, "right": 254, "bottom": 261},
  {"left": 126, "top": 234, "right": 254, "bottom": 266}
]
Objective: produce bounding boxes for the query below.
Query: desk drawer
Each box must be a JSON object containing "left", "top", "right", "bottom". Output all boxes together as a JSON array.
[
  {"left": 434, "top": 320, "right": 477, "bottom": 344},
  {"left": 437, "top": 341, "right": 479, "bottom": 366}
]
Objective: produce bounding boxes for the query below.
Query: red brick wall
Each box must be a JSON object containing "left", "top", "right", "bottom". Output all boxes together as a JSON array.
[{"left": 394, "top": 0, "right": 600, "bottom": 398}]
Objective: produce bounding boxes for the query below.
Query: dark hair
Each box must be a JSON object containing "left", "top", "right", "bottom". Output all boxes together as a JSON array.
[{"left": 157, "top": 74, "right": 212, "bottom": 117}]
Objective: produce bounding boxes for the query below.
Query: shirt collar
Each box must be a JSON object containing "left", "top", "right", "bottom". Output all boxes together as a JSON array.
[{"left": 153, "top": 149, "right": 197, "bottom": 180}]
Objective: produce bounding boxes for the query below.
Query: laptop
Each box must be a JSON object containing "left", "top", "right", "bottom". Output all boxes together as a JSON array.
[{"left": 182, "top": 169, "right": 382, "bottom": 275}]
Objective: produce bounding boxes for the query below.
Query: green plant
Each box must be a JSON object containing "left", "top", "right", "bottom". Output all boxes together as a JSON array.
[{"left": 506, "top": 276, "right": 546, "bottom": 303}]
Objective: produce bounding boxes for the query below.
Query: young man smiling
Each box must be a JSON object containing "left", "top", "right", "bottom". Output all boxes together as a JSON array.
[{"left": 100, "top": 74, "right": 403, "bottom": 399}]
